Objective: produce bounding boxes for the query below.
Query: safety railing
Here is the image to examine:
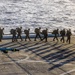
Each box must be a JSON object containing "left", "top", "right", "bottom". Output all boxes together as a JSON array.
[{"left": 3, "top": 32, "right": 58, "bottom": 39}]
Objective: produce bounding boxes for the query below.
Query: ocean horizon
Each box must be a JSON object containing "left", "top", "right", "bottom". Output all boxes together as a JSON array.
[{"left": 0, "top": 0, "right": 75, "bottom": 34}]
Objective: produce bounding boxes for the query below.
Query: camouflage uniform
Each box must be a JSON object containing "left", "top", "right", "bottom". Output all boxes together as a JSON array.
[
  {"left": 16, "top": 27, "right": 23, "bottom": 41},
  {"left": 10, "top": 29, "right": 17, "bottom": 42},
  {"left": 42, "top": 28, "right": 48, "bottom": 42},
  {"left": 0, "top": 28, "right": 4, "bottom": 42},
  {"left": 34, "top": 27, "right": 42, "bottom": 41},
  {"left": 60, "top": 29, "right": 66, "bottom": 43},
  {"left": 52, "top": 29, "right": 59, "bottom": 42},
  {"left": 66, "top": 29, "right": 72, "bottom": 44},
  {"left": 24, "top": 29, "right": 31, "bottom": 41}
]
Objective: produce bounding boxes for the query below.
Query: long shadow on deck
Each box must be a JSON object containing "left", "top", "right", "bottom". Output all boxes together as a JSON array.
[
  {"left": 0, "top": 40, "right": 75, "bottom": 73},
  {"left": 18, "top": 41, "right": 75, "bottom": 72}
]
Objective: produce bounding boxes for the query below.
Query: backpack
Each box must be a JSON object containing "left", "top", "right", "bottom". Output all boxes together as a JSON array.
[
  {"left": 16, "top": 28, "right": 21, "bottom": 33},
  {"left": 42, "top": 30, "right": 47, "bottom": 34},
  {"left": 35, "top": 28, "right": 39, "bottom": 33},
  {"left": 52, "top": 30, "right": 55, "bottom": 34},
  {"left": 10, "top": 29, "right": 14, "bottom": 34},
  {"left": 24, "top": 30, "right": 29, "bottom": 34}
]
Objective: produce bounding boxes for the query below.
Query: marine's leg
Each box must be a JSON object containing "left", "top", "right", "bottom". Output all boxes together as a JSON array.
[
  {"left": 60, "top": 36, "right": 62, "bottom": 42},
  {"left": 0, "top": 35, "right": 2, "bottom": 42},
  {"left": 28, "top": 35, "right": 31, "bottom": 41},
  {"left": 53, "top": 36, "right": 55, "bottom": 41},
  {"left": 66, "top": 36, "right": 68, "bottom": 43},
  {"left": 69, "top": 36, "right": 71, "bottom": 44},
  {"left": 56, "top": 36, "right": 58, "bottom": 42},
  {"left": 63, "top": 36, "right": 65, "bottom": 43},
  {"left": 14, "top": 35, "right": 17, "bottom": 41},
  {"left": 44, "top": 35, "right": 47, "bottom": 42},
  {"left": 38, "top": 34, "right": 42, "bottom": 41},
  {"left": 25, "top": 35, "right": 27, "bottom": 41},
  {"left": 0, "top": 37, "right": 1, "bottom": 42},
  {"left": 34, "top": 34, "right": 37, "bottom": 41},
  {"left": 12, "top": 35, "right": 14, "bottom": 42},
  {"left": 45, "top": 35, "right": 47, "bottom": 42},
  {"left": 13, "top": 35, "right": 15, "bottom": 42},
  {"left": 42, "top": 34, "right": 45, "bottom": 41},
  {"left": 16, "top": 34, "right": 19, "bottom": 40},
  {"left": 20, "top": 34, "right": 23, "bottom": 41}
]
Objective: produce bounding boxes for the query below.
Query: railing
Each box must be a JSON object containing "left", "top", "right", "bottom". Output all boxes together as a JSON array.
[{"left": 3, "top": 32, "right": 57, "bottom": 39}]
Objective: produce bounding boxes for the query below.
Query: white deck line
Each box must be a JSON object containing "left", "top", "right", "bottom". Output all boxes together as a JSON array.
[
  {"left": 60, "top": 69, "right": 75, "bottom": 75},
  {"left": 0, "top": 55, "right": 47, "bottom": 64}
]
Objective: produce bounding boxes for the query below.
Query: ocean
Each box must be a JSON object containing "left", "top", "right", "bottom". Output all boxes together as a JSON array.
[{"left": 0, "top": 0, "right": 75, "bottom": 34}]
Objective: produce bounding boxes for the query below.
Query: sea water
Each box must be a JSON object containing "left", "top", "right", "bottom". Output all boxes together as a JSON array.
[{"left": 0, "top": 0, "right": 75, "bottom": 34}]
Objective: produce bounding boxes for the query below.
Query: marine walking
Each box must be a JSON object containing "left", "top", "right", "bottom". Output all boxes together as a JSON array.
[
  {"left": 0, "top": 26, "right": 73, "bottom": 44},
  {"left": 24, "top": 28, "right": 31, "bottom": 41},
  {"left": 52, "top": 29, "right": 59, "bottom": 42},
  {"left": 34, "top": 27, "right": 42, "bottom": 41},
  {"left": 66, "top": 29, "right": 72, "bottom": 44},
  {"left": 16, "top": 27, "right": 23, "bottom": 41},
  {"left": 42, "top": 28, "right": 48, "bottom": 42},
  {"left": 0, "top": 27, "right": 4, "bottom": 42},
  {"left": 10, "top": 28, "right": 17, "bottom": 42},
  {"left": 60, "top": 29, "right": 66, "bottom": 43}
]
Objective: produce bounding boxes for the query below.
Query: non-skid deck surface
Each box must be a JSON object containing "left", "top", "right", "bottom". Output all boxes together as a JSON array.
[{"left": 0, "top": 37, "right": 75, "bottom": 75}]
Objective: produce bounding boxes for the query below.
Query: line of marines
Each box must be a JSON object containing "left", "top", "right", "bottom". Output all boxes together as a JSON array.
[{"left": 0, "top": 27, "right": 72, "bottom": 44}]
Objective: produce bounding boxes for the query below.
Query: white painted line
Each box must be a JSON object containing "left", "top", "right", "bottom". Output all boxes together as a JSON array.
[
  {"left": 18, "top": 60, "right": 47, "bottom": 63},
  {"left": 60, "top": 69, "right": 75, "bottom": 75},
  {"left": 0, "top": 54, "right": 47, "bottom": 64},
  {"left": 0, "top": 60, "right": 47, "bottom": 64}
]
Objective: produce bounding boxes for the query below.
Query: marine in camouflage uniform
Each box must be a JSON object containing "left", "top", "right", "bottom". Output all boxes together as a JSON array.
[
  {"left": 16, "top": 27, "right": 23, "bottom": 41},
  {"left": 0, "top": 27, "right": 4, "bottom": 42},
  {"left": 60, "top": 29, "right": 66, "bottom": 43},
  {"left": 52, "top": 29, "right": 59, "bottom": 42},
  {"left": 42, "top": 28, "right": 48, "bottom": 42},
  {"left": 66, "top": 29, "right": 72, "bottom": 44},
  {"left": 34, "top": 27, "right": 42, "bottom": 41},
  {"left": 10, "top": 29, "right": 17, "bottom": 42},
  {"left": 24, "top": 28, "right": 31, "bottom": 41}
]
